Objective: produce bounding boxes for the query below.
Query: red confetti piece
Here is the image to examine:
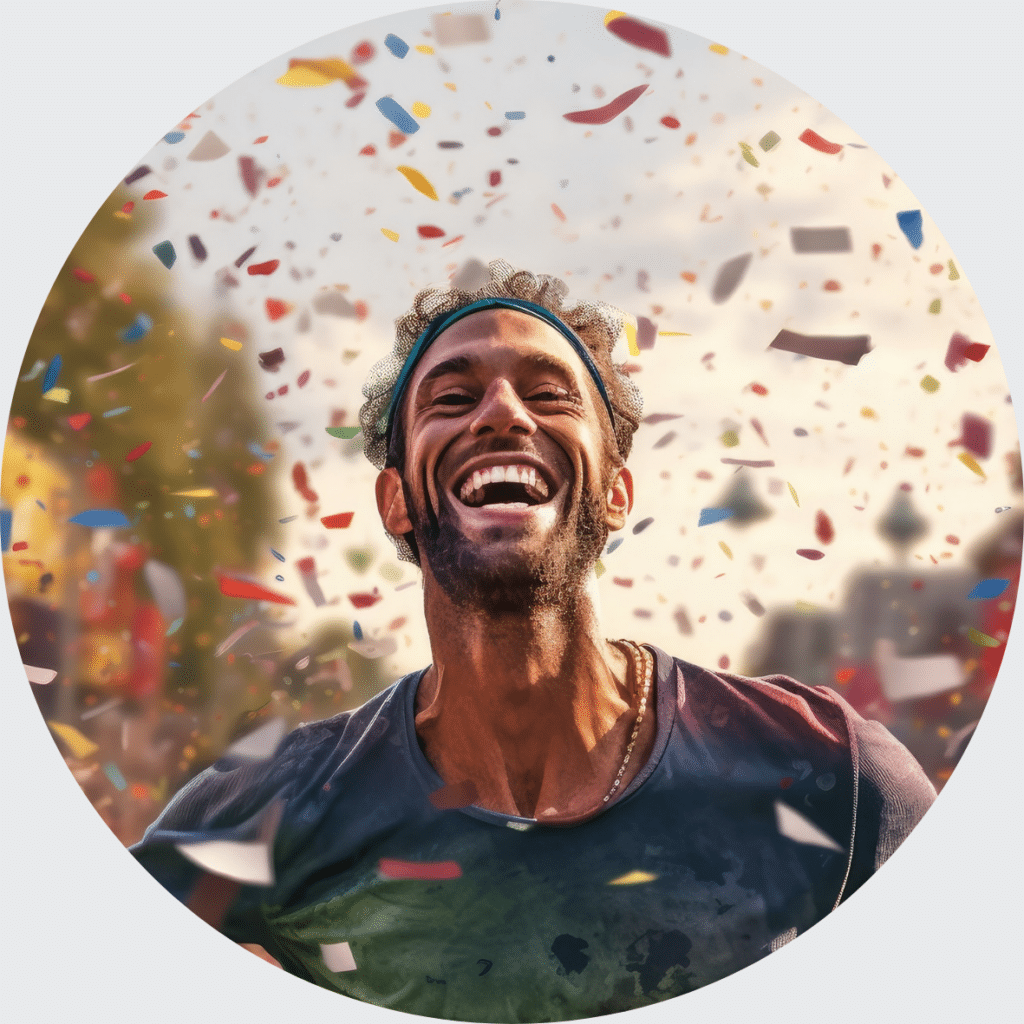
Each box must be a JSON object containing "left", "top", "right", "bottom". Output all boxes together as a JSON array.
[
  {"left": 428, "top": 780, "right": 478, "bottom": 810},
  {"left": 72, "top": 268, "right": 95, "bottom": 282},
  {"left": 378, "top": 858, "right": 462, "bottom": 881},
  {"left": 441, "top": 235, "right": 465, "bottom": 247},
  {"left": 796, "top": 549, "right": 825, "bottom": 560},
  {"left": 360, "top": 144, "right": 377, "bottom": 156},
  {"left": 965, "top": 343, "right": 990, "bottom": 362},
  {"left": 265, "top": 299, "right": 293, "bottom": 321},
  {"left": 929, "top": 263, "right": 944, "bottom": 274},
  {"left": 238, "top": 155, "right": 262, "bottom": 197},
  {"left": 798, "top": 128, "right": 842, "bottom": 154},
  {"left": 68, "top": 413, "right": 92, "bottom": 431},
  {"left": 718, "top": 655, "right": 730, "bottom": 670},
  {"left": 352, "top": 41, "right": 375, "bottom": 63},
  {"left": 488, "top": 170, "right": 502, "bottom": 187},
  {"left": 297, "top": 370, "right": 310, "bottom": 388},
  {"left": 122, "top": 202, "right": 135, "bottom": 214},
  {"left": 266, "top": 177, "right": 282, "bottom": 188},
  {"left": 247, "top": 260, "right": 280, "bottom": 276},
  {"left": 119, "top": 293, "right": 131, "bottom": 303},
  {"left": 563, "top": 84, "right": 648, "bottom": 125},
  {"left": 253, "top": 136, "right": 268, "bottom": 144},
  {"left": 277, "top": 385, "right": 288, "bottom": 396},
  {"left": 957, "top": 413, "right": 993, "bottom": 458},
  {"left": 946, "top": 535, "right": 960, "bottom": 545},
  {"left": 388, "top": 131, "right": 407, "bottom": 148},
  {"left": 681, "top": 271, "right": 697, "bottom": 283},
  {"left": 292, "top": 462, "right": 319, "bottom": 503},
  {"left": 354, "top": 300, "right": 369, "bottom": 320},
  {"left": 823, "top": 279, "right": 841, "bottom": 291},
  {"left": 814, "top": 511, "right": 835, "bottom": 545},
  {"left": 835, "top": 668, "right": 855, "bottom": 684},
  {"left": 12, "top": 541, "right": 27, "bottom": 551},
  {"left": 348, "top": 589, "right": 382, "bottom": 609},
  {"left": 320, "top": 512, "right": 355, "bottom": 529},
  {"left": 417, "top": 225, "right": 446, "bottom": 238},
  {"left": 660, "top": 115, "right": 680, "bottom": 129},
  {"left": 612, "top": 577, "right": 634, "bottom": 588},
  {"left": 905, "top": 446, "right": 925, "bottom": 458},
  {"left": 779, "top": 776, "right": 794, "bottom": 789},
  {"left": 125, "top": 441, "right": 152, "bottom": 463},
  {"left": 487, "top": 126, "right": 503, "bottom": 137},
  {"left": 750, "top": 417, "right": 769, "bottom": 446},
  {"left": 551, "top": 203, "right": 566, "bottom": 221},
  {"left": 346, "top": 92, "right": 366, "bottom": 109},
  {"left": 143, "top": 190, "right": 167, "bottom": 200},
  {"left": 605, "top": 15, "right": 672, "bottom": 57},
  {"left": 843, "top": 458, "right": 855, "bottom": 475},
  {"left": 871, "top": 243, "right": 882, "bottom": 259},
  {"left": 216, "top": 572, "right": 296, "bottom": 605},
  {"left": 749, "top": 382, "right": 768, "bottom": 396}
]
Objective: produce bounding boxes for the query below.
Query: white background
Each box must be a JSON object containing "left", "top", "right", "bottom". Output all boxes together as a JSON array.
[{"left": 2, "top": 2, "right": 1020, "bottom": 1022}]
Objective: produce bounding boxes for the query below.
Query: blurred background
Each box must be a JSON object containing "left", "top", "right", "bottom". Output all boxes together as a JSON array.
[{"left": 3, "top": 1, "right": 1019, "bottom": 846}]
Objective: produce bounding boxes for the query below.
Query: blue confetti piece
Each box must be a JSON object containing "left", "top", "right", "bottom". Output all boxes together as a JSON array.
[
  {"left": 86, "top": 570, "right": 99, "bottom": 583},
  {"left": 495, "top": 7, "right": 501, "bottom": 19},
  {"left": 896, "top": 209, "right": 923, "bottom": 249},
  {"left": 183, "top": 504, "right": 195, "bottom": 519},
  {"left": 353, "top": 621, "right": 363, "bottom": 640},
  {"left": 103, "top": 763, "right": 128, "bottom": 791},
  {"left": 505, "top": 111, "right": 525, "bottom": 120},
  {"left": 548, "top": 55, "right": 555, "bottom": 62},
  {"left": 102, "top": 406, "right": 131, "bottom": 418},
  {"left": 384, "top": 33, "right": 409, "bottom": 58},
  {"left": 0, "top": 510, "right": 10, "bottom": 552},
  {"left": 169, "top": 662, "right": 181, "bottom": 667},
  {"left": 42, "top": 354, "right": 62, "bottom": 393},
  {"left": 164, "top": 131, "right": 185, "bottom": 144},
  {"left": 35, "top": 500, "right": 45, "bottom": 510},
  {"left": 187, "top": 449, "right": 202, "bottom": 459},
  {"left": 968, "top": 578, "right": 1010, "bottom": 600},
  {"left": 275, "top": 575, "right": 285, "bottom": 582},
  {"left": 152, "top": 240, "right": 177, "bottom": 268},
  {"left": 605, "top": 537, "right": 624, "bottom": 555},
  {"left": 166, "top": 617, "right": 184, "bottom": 635},
  {"left": 279, "top": 515, "right": 298, "bottom": 523},
  {"left": 698, "top": 507, "right": 735, "bottom": 527},
  {"left": 69, "top": 509, "right": 130, "bottom": 528},
  {"left": 120, "top": 312, "right": 153, "bottom": 342},
  {"left": 248, "top": 441, "right": 276, "bottom": 462},
  {"left": 271, "top": 548, "right": 286, "bottom": 562},
  {"left": 375, "top": 96, "right": 419, "bottom": 135}
]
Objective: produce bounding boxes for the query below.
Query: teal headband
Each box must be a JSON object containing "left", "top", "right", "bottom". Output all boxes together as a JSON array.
[{"left": 383, "top": 297, "right": 617, "bottom": 452}]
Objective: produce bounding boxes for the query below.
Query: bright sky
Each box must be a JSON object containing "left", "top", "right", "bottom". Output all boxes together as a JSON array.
[{"left": 114, "top": 0, "right": 1015, "bottom": 675}]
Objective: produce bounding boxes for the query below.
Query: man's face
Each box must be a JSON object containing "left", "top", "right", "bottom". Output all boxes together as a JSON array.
[{"left": 378, "top": 310, "right": 631, "bottom": 612}]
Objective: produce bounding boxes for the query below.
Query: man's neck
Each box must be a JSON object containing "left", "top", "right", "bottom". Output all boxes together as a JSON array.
[{"left": 413, "top": 571, "right": 651, "bottom": 821}]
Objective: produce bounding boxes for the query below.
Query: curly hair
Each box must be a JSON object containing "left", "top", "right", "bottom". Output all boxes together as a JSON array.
[{"left": 359, "top": 259, "right": 644, "bottom": 562}]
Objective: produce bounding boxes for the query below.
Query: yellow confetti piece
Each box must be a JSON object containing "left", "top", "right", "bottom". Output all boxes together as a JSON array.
[
  {"left": 113, "top": 210, "right": 131, "bottom": 220},
  {"left": 860, "top": 407, "right": 878, "bottom": 419},
  {"left": 396, "top": 165, "right": 439, "bottom": 201},
  {"left": 719, "top": 541, "right": 733, "bottom": 560},
  {"left": 219, "top": 337, "right": 243, "bottom": 351},
  {"left": 411, "top": 101, "right": 432, "bottom": 118},
  {"left": 444, "top": 82, "right": 457, "bottom": 91},
  {"left": 948, "top": 259, "right": 960, "bottom": 281},
  {"left": 720, "top": 430, "right": 740, "bottom": 447},
  {"left": 381, "top": 228, "right": 400, "bottom": 242},
  {"left": 919, "top": 375, "right": 940, "bottom": 393},
  {"left": 48, "top": 721, "right": 99, "bottom": 759},
  {"left": 795, "top": 600, "right": 817, "bottom": 612},
  {"left": 624, "top": 322, "right": 639, "bottom": 356},
  {"left": 968, "top": 626, "right": 1000, "bottom": 648},
  {"left": 595, "top": 558, "right": 606, "bottom": 578},
  {"left": 788, "top": 482, "right": 800, "bottom": 506},
  {"left": 709, "top": 43, "right": 729, "bottom": 54},
  {"left": 171, "top": 488, "right": 218, "bottom": 497},
  {"left": 608, "top": 870, "right": 658, "bottom": 886},
  {"left": 739, "top": 143, "right": 759, "bottom": 167},
  {"left": 958, "top": 452, "right": 986, "bottom": 478},
  {"left": 415, "top": 44, "right": 434, "bottom": 54},
  {"left": 42, "top": 387, "right": 70, "bottom": 403},
  {"left": 928, "top": 298, "right": 941, "bottom": 314},
  {"left": 657, "top": 331, "right": 691, "bottom": 336},
  {"left": 276, "top": 65, "right": 334, "bottom": 88},
  {"left": 604, "top": 10, "right": 626, "bottom": 25}
]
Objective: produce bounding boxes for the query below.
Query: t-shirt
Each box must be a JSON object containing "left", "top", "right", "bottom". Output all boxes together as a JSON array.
[{"left": 131, "top": 646, "right": 936, "bottom": 1022}]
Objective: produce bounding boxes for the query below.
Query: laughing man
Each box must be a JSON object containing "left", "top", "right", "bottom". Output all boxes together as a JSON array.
[{"left": 133, "top": 260, "right": 935, "bottom": 1021}]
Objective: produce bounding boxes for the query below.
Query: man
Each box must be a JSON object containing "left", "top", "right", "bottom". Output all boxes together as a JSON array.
[{"left": 132, "top": 260, "right": 936, "bottom": 1021}]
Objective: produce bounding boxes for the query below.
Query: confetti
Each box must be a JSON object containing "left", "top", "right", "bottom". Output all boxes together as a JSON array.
[
  {"left": 948, "top": 260, "right": 960, "bottom": 280},
  {"left": 265, "top": 299, "right": 293, "bottom": 321},
  {"left": 312, "top": 290, "right": 357, "bottom": 317},
  {"left": 896, "top": 209, "right": 923, "bottom": 248},
  {"left": 321, "top": 512, "right": 355, "bottom": 529},
  {"left": 124, "top": 165, "right": 151, "bottom": 184},
  {"left": 224, "top": 718, "right": 289, "bottom": 763},
  {"left": 958, "top": 452, "right": 986, "bottom": 478},
  {"left": 788, "top": 483, "right": 800, "bottom": 506},
  {"left": 177, "top": 799, "right": 281, "bottom": 884},
  {"left": 214, "top": 620, "right": 259, "bottom": 656},
  {"left": 790, "top": 227, "right": 852, "bottom": 253},
  {"left": 381, "top": 228, "right": 400, "bottom": 242},
  {"left": 741, "top": 593, "right": 766, "bottom": 616},
  {"left": 944, "top": 332, "right": 989, "bottom": 371},
  {"left": 48, "top": 721, "right": 99, "bottom": 759},
  {"left": 563, "top": 84, "right": 648, "bottom": 125},
  {"left": 234, "top": 245, "right": 257, "bottom": 268},
  {"left": 120, "top": 313, "right": 154, "bottom": 342},
  {"left": 604, "top": 14, "right": 671, "bottom": 57},
  {"left": 432, "top": 12, "right": 490, "bottom": 46},
  {"left": 384, "top": 33, "right": 410, "bottom": 58},
  {"left": 775, "top": 801, "right": 843, "bottom": 851},
  {"left": 375, "top": 97, "right": 419, "bottom": 135},
  {"left": 42, "top": 355, "right": 62, "bottom": 393},
  {"left": 202, "top": 369, "right": 228, "bottom": 403},
  {"left": 321, "top": 942, "right": 358, "bottom": 973},
  {"left": 608, "top": 870, "right": 658, "bottom": 885},
  {"left": 417, "top": 225, "right": 446, "bottom": 239},
  {"left": 258, "top": 348, "right": 286, "bottom": 372},
  {"left": 968, "top": 627, "right": 1001, "bottom": 648},
  {"left": 102, "top": 405, "right": 130, "bottom": 418},
  {"left": 721, "top": 458, "right": 774, "bottom": 468},
  {"left": 143, "top": 189, "right": 167, "bottom": 200},
  {"left": 326, "top": 426, "right": 361, "bottom": 439},
  {"left": 216, "top": 572, "right": 296, "bottom": 606},
  {"left": 378, "top": 858, "right": 462, "bottom": 881},
  {"left": 24, "top": 665, "right": 58, "bottom": 685},
  {"left": 395, "top": 165, "right": 439, "bottom": 200},
  {"left": 292, "top": 462, "right": 318, "bottom": 503},
  {"left": 796, "top": 549, "right": 824, "bottom": 560},
  {"left": 768, "top": 329, "right": 872, "bottom": 366},
  {"left": 69, "top": 510, "right": 130, "bottom": 528},
  {"left": 170, "top": 488, "right": 217, "bottom": 497},
  {"left": 709, "top": 43, "right": 729, "bottom": 55},
  {"left": 958, "top": 413, "right": 993, "bottom": 458},
  {"left": 711, "top": 253, "right": 752, "bottom": 304},
  {"left": 348, "top": 588, "right": 382, "bottom": 609},
  {"left": 125, "top": 441, "right": 152, "bottom": 463},
  {"left": 718, "top": 541, "right": 733, "bottom": 560},
  {"left": 296, "top": 556, "right": 327, "bottom": 607},
  {"left": 43, "top": 387, "right": 70, "bottom": 404},
  {"left": 187, "top": 131, "right": 230, "bottom": 161},
  {"left": 247, "top": 260, "right": 280, "bottom": 276},
  {"left": 411, "top": 102, "right": 432, "bottom": 118},
  {"left": 104, "top": 763, "right": 128, "bottom": 791},
  {"left": 67, "top": 413, "right": 91, "bottom": 430},
  {"left": 699, "top": 507, "right": 734, "bottom": 526},
  {"left": 814, "top": 511, "right": 835, "bottom": 545},
  {"left": 919, "top": 374, "right": 940, "bottom": 393},
  {"left": 759, "top": 131, "right": 781, "bottom": 151},
  {"left": 798, "top": 128, "right": 842, "bottom": 154},
  {"left": 152, "top": 241, "right": 176, "bottom": 268},
  {"left": 968, "top": 579, "right": 1010, "bottom": 600}
]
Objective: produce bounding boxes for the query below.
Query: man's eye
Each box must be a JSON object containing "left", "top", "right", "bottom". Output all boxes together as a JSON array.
[
  {"left": 529, "top": 387, "right": 571, "bottom": 402},
  {"left": 434, "top": 392, "right": 474, "bottom": 406}
]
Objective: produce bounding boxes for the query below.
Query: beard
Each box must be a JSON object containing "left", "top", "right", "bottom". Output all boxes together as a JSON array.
[{"left": 405, "top": 475, "right": 609, "bottom": 616}]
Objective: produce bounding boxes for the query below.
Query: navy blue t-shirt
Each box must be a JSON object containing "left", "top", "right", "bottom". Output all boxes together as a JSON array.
[{"left": 132, "top": 646, "right": 935, "bottom": 1021}]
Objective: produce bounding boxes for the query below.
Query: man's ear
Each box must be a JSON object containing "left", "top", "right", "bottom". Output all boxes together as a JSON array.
[
  {"left": 376, "top": 467, "right": 413, "bottom": 536},
  {"left": 605, "top": 466, "right": 634, "bottom": 531}
]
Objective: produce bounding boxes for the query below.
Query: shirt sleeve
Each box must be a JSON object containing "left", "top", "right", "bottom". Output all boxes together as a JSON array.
[{"left": 841, "top": 714, "right": 937, "bottom": 901}]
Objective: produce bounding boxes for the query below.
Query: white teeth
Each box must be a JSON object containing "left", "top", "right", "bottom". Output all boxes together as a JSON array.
[
  {"left": 473, "top": 470, "right": 484, "bottom": 492},
  {"left": 457, "top": 463, "right": 552, "bottom": 506}
]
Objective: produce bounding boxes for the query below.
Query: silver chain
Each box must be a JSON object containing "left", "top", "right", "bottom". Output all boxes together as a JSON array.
[{"left": 602, "top": 640, "right": 653, "bottom": 804}]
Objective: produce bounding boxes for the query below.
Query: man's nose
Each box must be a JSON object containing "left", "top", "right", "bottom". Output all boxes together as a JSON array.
[{"left": 470, "top": 379, "right": 536, "bottom": 436}]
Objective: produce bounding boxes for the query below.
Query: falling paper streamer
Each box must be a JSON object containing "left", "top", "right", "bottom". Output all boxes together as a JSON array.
[
  {"left": 711, "top": 253, "right": 752, "bottom": 304},
  {"left": 563, "top": 84, "right": 648, "bottom": 125},
  {"left": 143, "top": 559, "right": 187, "bottom": 625},
  {"left": 768, "top": 329, "right": 872, "bottom": 366},
  {"left": 24, "top": 664, "right": 58, "bottom": 685},
  {"left": 223, "top": 717, "right": 289, "bottom": 763},
  {"left": 177, "top": 802, "right": 284, "bottom": 886},
  {"left": 790, "top": 227, "right": 852, "bottom": 253},
  {"left": 321, "top": 941, "right": 358, "bottom": 973},
  {"left": 874, "top": 639, "right": 964, "bottom": 701},
  {"left": 216, "top": 572, "right": 296, "bottom": 606},
  {"left": 214, "top": 619, "right": 259, "bottom": 656},
  {"left": 774, "top": 801, "right": 844, "bottom": 852}
]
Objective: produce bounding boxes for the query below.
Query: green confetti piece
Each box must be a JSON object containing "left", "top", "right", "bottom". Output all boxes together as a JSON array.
[
  {"left": 739, "top": 144, "right": 759, "bottom": 167},
  {"left": 326, "top": 426, "right": 361, "bottom": 439},
  {"left": 759, "top": 130, "right": 781, "bottom": 151},
  {"left": 948, "top": 259, "right": 960, "bottom": 281},
  {"left": 152, "top": 240, "right": 176, "bottom": 268},
  {"left": 103, "top": 763, "right": 128, "bottom": 791},
  {"left": 928, "top": 298, "right": 941, "bottom": 314}
]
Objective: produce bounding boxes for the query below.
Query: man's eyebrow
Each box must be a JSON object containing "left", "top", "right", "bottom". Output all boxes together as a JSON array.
[{"left": 416, "top": 355, "right": 475, "bottom": 392}]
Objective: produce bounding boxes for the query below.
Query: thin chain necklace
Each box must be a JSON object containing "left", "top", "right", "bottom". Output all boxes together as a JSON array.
[{"left": 602, "top": 640, "right": 653, "bottom": 804}]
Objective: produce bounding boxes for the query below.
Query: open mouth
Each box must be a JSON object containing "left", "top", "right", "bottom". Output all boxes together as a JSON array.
[{"left": 456, "top": 463, "right": 552, "bottom": 509}]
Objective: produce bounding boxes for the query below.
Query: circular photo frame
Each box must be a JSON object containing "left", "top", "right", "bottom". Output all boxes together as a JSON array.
[{"left": 4, "top": 2, "right": 1021, "bottom": 1023}]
